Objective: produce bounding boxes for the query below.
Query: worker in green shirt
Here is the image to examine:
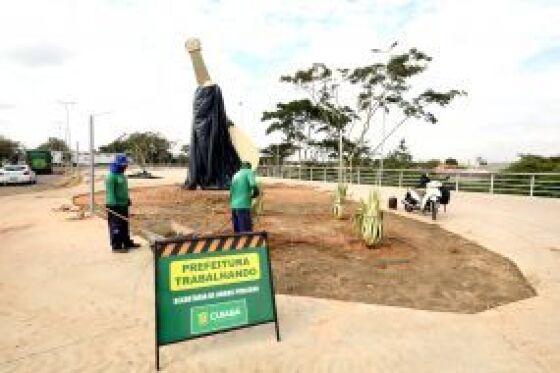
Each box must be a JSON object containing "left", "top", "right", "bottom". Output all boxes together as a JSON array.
[
  {"left": 106, "top": 154, "right": 140, "bottom": 253},
  {"left": 230, "top": 161, "right": 259, "bottom": 233}
]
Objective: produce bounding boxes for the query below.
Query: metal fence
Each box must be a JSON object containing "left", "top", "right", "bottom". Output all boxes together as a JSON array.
[{"left": 256, "top": 165, "right": 560, "bottom": 198}]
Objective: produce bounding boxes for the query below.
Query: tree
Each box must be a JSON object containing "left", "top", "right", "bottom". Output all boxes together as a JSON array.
[
  {"left": 415, "top": 158, "right": 440, "bottom": 169},
  {"left": 261, "top": 99, "right": 323, "bottom": 161},
  {"left": 0, "top": 135, "right": 21, "bottom": 164},
  {"left": 277, "top": 64, "right": 360, "bottom": 164},
  {"left": 505, "top": 154, "right": 560, "bottom": 173},
  {"left": 37, "top": 137, "right": 69, "bottom": 152},
  {"left": 260, "top": 142, "right": 296, "bottom": 165},
  {"left": 313, "top": 136, "right": 370, "bottom": 164},
  {"left": 444, "top": 158, "right": 459, "bottom": 166},
  {"left": 383, "top": 138, "right": 413, "bottom": 169},
  {"left": 476, "top": 156, "right": 488, "bottom": 166},
  {"left": 267, "top": 47, "right": 465, "bottom": 178},
  {"left": 180, "top": 144, "right": 190, "bottom": 156},
  {"left": 99, "top": 132, "right": 172, "bottom": 170},
  {"left": 99, "top": 139, "right": 127, "bottom": 153},
  {"left": 341, "top": 48, "right": 465, "bottom": 162},
  {"left": 175, "top": 144, "right": 190, "bottom": 165}
]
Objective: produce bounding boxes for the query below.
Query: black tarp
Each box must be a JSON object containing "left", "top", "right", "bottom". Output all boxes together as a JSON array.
[{"left": 185, "top": 85, "right": 240, "bottom": 190}]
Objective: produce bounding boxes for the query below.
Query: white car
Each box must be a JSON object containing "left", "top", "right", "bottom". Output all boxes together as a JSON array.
[{"left": 0, "top": 165, "right": 37, "bottom": 185}]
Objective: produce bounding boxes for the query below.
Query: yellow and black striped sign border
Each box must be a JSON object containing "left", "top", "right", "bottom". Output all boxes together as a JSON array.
[{"left": 157, "top": 233, "right": 267, "bottom": 258}]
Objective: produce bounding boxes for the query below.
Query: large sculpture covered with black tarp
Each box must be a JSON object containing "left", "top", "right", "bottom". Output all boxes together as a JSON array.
[
  {"left": 185, "top": 84, "right": 240, "bottom": 189},
  {"left": 183, "top": 38, "right": 258, "bottom": 190}
]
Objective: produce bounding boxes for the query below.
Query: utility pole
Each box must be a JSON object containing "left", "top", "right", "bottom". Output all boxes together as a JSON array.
[
  {"left": 89, "top": 115, "right": 95, "bottom": 214},
  {"left": 75, "top": 141, "right": 79, "bottom": 171},
  {"left": 378, "top": 105, "right": 386, "bottom": 186},
  {"left": 88, "top": 111, "right": 112, "bottom": 215},
  {"left": 333, "top": 83, "right": 343, "bottom": 183}
]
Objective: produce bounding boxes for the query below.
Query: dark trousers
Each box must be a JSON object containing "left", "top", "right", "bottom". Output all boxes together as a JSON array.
[
  {"left": 232, "top": 208, "right": 252, "bottom": 233},
  {"left": 107, "top": 205, "right": 132, "bottom": 249}
]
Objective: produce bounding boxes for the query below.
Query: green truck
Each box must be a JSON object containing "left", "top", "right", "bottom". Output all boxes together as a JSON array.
[{"left": 26, "top": 150, "right": 53, "bottom": 174}]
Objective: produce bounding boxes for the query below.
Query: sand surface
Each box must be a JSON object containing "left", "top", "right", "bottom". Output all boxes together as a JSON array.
[{"left": 1, "top": 168, "right": 559, "bottom": 372}]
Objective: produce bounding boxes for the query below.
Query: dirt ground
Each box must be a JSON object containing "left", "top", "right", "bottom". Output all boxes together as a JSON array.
[{"left": 74, "top": 183, "right": 536, "bottom": 314}]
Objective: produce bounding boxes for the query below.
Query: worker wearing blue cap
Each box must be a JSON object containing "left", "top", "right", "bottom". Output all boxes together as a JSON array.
[{"left": 105, "top": 154, "right": 140, "bottom": 253}]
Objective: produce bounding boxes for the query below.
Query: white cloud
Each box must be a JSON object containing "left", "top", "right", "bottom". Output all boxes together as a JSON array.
[
  {"left": 0, "top": 43, "right": 72, "bottom": 67},
  {"left": 0, "top": 0, "right": 558, "bottom": 162}
]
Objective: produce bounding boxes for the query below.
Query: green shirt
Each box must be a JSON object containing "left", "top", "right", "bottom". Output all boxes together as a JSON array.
[
  {"left": 105, "top": 172, "right": 129, "bottom": 206},
  {"left": 230, "top": 168, "right": 257, "bottom": 209}
]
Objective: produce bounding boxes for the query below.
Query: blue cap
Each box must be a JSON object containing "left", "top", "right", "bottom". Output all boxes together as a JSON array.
[{"left": 114, "top": 154, "right": 129, "bottom": 166}]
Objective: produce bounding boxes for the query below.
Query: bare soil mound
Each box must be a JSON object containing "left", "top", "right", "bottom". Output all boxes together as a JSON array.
[{"left": 74, "top": 183, "right": 536, "bottom": 313}]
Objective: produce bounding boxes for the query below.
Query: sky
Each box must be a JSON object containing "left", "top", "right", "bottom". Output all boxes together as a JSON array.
[{"left": 0, "top": 0, "right": 558, "bottom": 163}]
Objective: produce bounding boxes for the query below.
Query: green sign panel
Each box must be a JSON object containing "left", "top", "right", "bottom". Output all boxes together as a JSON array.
[{"left": 153, "top": 232, "right": 280, "bottom": 369}]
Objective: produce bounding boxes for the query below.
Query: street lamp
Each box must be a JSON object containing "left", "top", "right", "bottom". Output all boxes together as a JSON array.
[{"left": 88, "top": 111, "right": 112, "bottom": 214}]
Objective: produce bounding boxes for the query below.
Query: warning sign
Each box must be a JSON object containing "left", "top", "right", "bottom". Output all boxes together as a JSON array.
[{"left": 152, "top": 232, "right": 280, "bottom": 370}]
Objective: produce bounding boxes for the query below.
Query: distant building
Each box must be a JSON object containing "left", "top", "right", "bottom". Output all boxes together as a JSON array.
[
  {"left": 482, "top": 162, "right": 511, "bottom": 172},
  {"left": 50, "top": 151, "right": 132, "bottom": 166}
]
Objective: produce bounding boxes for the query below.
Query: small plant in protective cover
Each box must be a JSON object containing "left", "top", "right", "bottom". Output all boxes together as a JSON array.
[
  {"left": 332, "top": 183, "right": 348, "bottom": 219},
  {"left": 354, "top": 189, "right": 384, "bottom": 247},
  {"left": 252, "top": 181, "right": 264, "bottom": 217}
]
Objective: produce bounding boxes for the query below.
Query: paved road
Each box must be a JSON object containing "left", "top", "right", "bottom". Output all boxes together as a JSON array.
[
  {"left": 0, "top": 174, "right": 64, "bottom": 197},
  {"left": 0, "top": 168, "right": 559, "bottom": 372}
]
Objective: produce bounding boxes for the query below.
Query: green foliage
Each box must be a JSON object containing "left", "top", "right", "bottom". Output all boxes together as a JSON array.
[
  {"left": 332, "top": 183, "right": 348, "bottom": 219},
  {"left": 174, "top": 154, "right": 188, "bottom": 165},
  {"left": 261, "top": 99, "right": 326, "bottom": 163},
  {"left": 342, "top": 48, "right": 466, "bottom": 126},
  {"left": 415, "top": 158, "right": 441, "bottom": 169},
  {"left": 260, "top": 143, "right": 295, "bottom": 164},
  {"left": 444, "top": 158, "right": 459, "bottom": 166},
  {"left": 261, "top": 99, "right": 322, "bottom": 142},
  {"left": 0, "top": 135, "right": 21, "bottom": 163},
  {"left": 505, "top": 154, "right": 560, "bottom": 173},
  {"left": 383, "top": 139, "right": 413, "bottom": 169},
  {"left": 99, "top": 132, "right": 172, "bottom": 168},
  {"left": 99, "top": 139, "right": 127, "bottom": 153},
  {"left": 278, "top": 63, "right": 362, "bottom": 163},
  {"left": 280, "top": 63, "right": 332, "bottom": 85},
  {"left": 263, "top": 47, "right": 465, "bottom": 168},
  {"left": 353, "top": 189, "right": 384, "bottom": 247},
  {"left": 174, "top": 144, "right": 189, "bottom": 165},
  {"left": 314, "top": 136, "right": 370, "bottom": 162},
  {"left": 37, "top": 137, "right": 68, "bottom": 152}
]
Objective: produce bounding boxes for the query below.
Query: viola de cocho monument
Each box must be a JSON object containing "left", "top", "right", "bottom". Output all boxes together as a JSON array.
[{"left": 184, "top": 38, "right": 259, "bottom": 190}]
